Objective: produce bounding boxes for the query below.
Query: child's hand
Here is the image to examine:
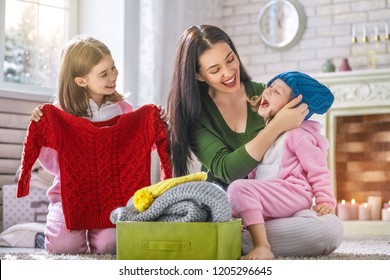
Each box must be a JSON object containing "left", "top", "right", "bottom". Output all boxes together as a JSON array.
[
  {"left": 312, "top": 203, "right": 335, "bottom": 216},
  {"left": 157, "top": 105, "right": 169, "bottom": 123},
  {"left": 30, "top": 105, "right": 43, "bottom": 122}
]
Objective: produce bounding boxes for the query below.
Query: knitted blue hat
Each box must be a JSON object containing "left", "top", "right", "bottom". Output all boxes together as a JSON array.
[{"left": 267, "top": 71, "right": 334, "bottom": 120}]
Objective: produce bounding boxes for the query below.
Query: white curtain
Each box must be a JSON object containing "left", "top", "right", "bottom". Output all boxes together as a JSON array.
[
  {"left": 125, "top": 0, "right": 211, "bottom": 108},
  {"left": 124, "top": 0, "right": 217, "bottom": 182}
]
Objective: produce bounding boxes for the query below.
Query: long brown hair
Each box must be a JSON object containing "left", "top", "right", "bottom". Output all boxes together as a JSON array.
[
  {"left": 56, "top": 35, "right": 123, "bottom": 117},
  {"left": 167, "top": 25, "right": 251, "bottom": 177}
]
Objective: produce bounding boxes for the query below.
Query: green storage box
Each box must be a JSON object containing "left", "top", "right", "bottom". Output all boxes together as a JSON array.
[{"left": 116, "top": 219, "right": 242, "bottom": 260}]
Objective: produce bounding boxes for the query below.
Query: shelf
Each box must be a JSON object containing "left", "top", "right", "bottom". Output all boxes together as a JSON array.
[{"left": 342, "top": 221, "right": 390, "bottom": 237}]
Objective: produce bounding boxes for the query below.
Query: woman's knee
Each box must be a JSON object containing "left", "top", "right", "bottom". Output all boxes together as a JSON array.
[{"left": 267, "top": 212, "right": 344, "bottom": 257}]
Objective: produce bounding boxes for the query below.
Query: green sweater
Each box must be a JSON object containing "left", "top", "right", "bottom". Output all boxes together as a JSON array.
[{"left": 189, "top": 81, "right": 266, "bottom": 187}]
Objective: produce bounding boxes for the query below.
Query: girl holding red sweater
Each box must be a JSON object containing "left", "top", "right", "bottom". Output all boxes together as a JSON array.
[{"left": 29, "top": 36, "right": 167, "bottom": 254}]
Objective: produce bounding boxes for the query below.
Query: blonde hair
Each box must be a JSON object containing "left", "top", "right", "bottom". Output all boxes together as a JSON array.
[
  {"left": 248, "top": 95, "right": 261, "bottom": 112},
  {"left": 56, "top": 35, "right": 123, "bottom": 117},
  {"left": 248, "top": 95, "right": 275, "bottom": 125}
]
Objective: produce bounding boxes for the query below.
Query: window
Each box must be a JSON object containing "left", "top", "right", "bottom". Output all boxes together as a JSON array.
[{"left": 0, "top": 0, "right": 77, "bottom": 97}]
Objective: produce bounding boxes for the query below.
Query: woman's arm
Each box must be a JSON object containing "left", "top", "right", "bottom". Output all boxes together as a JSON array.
[
  {"left": 189, "top": 123, "right": 258, "bottom": 184},
  {"left": 190, "top": 95, "right": 308, "bottom": 184}
]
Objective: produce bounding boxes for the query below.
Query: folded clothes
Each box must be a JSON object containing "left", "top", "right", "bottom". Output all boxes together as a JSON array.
[
  {"left": 0, "top": 222, "right": 45, "bottom": 248},
  {"left": 111, "top": 181, "right": 232, "bottom": 223},
  {"left": 133, "top": 172, "right": 207, "bottom": 211}
]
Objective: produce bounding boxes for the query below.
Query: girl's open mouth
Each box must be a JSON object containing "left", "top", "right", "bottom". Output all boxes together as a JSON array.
[{"left": 261, "top": 97, "right": 269, "bottom": 108}]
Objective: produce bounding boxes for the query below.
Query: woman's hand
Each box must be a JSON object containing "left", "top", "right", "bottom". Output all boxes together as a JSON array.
[
  {"left": 157, "top": 105, "right": 169, "bottom": 123},
  {"left": 30, "top": 105, "right": 43, "bottom": 122},
  {"left": 246, "top": 96, "right": 307, "bottom": 162},
  {"left": 312, "top": 203, "right": 335, "bottom": 216},
  {"left": 271, "top": 94, "right": 308, "bottom": 132}
]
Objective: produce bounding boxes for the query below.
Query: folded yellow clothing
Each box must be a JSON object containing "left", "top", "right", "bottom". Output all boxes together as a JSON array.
[{"left": 133, "top": 172, "right": 207, "bottom": 212}]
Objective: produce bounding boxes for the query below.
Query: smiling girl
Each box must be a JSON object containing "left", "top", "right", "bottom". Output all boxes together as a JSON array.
[{"left": 29, "top": 35, "right": 167, "bottom": 254}]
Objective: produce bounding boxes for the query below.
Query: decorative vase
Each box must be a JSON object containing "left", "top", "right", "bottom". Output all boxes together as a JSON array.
[
  {"left": 321, "top": 59, "right": 336, "bottom": 73},
  {"left": 339, "top": 58, "right": 352, "bottom": 71}
]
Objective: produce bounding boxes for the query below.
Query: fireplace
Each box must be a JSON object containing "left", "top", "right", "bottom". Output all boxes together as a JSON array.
[
  {"left": 312, "top": 69, "right": 390, "bottom": 236},
  {"left": 335, "top": 113, "right": 390, "bottom": 203},
  {"left": 313, "top": 68, "right": 390, "bottom": 207}
]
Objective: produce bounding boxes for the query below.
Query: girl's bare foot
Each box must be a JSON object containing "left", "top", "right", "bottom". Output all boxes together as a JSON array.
[{"left": 240, "top": 246, "right": 275, "bottom": 260}]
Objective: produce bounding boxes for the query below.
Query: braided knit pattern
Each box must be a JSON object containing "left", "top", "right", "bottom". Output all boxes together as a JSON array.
[
  {"left": 18, "top": 104, "right": 172, "bottom": 230},
  {"left": 110, "top": 181, "right": 232, "bottom": 223},
  {"left": 267, "top": 71, "right": 334, "bottom": 120}
]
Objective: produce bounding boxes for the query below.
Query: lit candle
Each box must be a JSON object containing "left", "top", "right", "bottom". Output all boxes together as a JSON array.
[
  {"left": 367, "top": 195, "right": 382, "bottom": 220},
  {"left": 382, "top": 208, "right": 390, "bottom": 221},
  {"left": 359, "top": 203, "right": 371, "bottom": 220},
  {"left": 362, "top": 25, "right": 368, "bottom": 42},
  {"left": 386, "top": 22, "right": 389, "bottom": 35},
  {"left": 337, "top": 199, "right": 351, "bottom": 220},
  {"left": 349, "top": 198, "right": 359, "bottom": 220},
  {"left": 351, "top": 25, "right": 358, "bottom": 43},
  {"left": 374, "top": 26, "right": 380, "bottom": 42}
]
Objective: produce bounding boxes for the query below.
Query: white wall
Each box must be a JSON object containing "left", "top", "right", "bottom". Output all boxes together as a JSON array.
[
  {"left": 203, "top": 0, "right": 390, "bottom": 83},
  {"left": 78, "top": 0, "right": 126, "bottom": 93}
]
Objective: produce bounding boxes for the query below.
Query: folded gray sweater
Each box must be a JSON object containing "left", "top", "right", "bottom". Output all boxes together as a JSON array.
[{"left": 110, "top": 181, "right": 232, "bottom": 223}]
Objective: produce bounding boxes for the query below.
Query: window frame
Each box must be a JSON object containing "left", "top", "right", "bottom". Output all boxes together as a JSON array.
[{"left": 0, "top": 0, "right": 78, "bottom": 101}]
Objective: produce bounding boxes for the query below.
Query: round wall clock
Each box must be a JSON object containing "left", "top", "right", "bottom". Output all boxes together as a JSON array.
[{"left": 257, "top": 0, "right": 306, "bottom": 51}]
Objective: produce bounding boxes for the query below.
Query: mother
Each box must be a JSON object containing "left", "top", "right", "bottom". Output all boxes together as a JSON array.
[{"left": 167, "top": 25, "right": 343, "bottom": 257}]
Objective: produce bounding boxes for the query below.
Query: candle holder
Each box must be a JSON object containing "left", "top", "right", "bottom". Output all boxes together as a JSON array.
[
  {"left": 351, "top": 23, "right": 390, "bottom": 69},
  {"left": 368, "top": 50, "right": 376, "bottom": 69}
]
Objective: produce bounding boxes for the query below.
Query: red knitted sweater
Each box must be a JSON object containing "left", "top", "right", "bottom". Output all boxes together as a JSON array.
[{"left": 17, "top": 104, "right": 172, "bottom": 230}]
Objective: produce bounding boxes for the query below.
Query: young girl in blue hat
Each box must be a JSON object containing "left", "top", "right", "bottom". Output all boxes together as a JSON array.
[{"left": 227, "top": 71, "right": 337, "bottom": 260}]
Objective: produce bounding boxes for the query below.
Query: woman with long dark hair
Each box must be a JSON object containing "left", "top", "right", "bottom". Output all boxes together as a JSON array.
[{"left": 167, "top": 25, "right": 343, "bottom": 258}]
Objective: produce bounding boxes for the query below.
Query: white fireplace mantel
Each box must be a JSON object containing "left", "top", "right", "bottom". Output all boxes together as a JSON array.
[
  {"left": 313, "top": 68, "right": 390, "bottom": 110},
  {"left": 312, "top": 68, "right": 390, "bottom": 194}
]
